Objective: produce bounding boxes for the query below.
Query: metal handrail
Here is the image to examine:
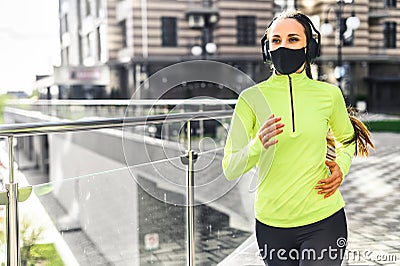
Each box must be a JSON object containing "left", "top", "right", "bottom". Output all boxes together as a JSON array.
[
  {"left": 7, "top": 99, "right": 238, "bottom": 106},
  {"left": 1, "top": 108, "right": 234, "bottom": 266},
  {"left": 0, "top": 110, "right": 233, "bottom": 137}
]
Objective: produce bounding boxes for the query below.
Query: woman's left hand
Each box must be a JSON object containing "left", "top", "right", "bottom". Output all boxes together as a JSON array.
[{"left": 315, "top": 160, "right": 343, "bottom": 199}]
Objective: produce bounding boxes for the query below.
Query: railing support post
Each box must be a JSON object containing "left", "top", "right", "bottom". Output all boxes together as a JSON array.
[
  {"left": 6, "top": 136, "right": 20, "bottom": 266},
  {"left": 181, "top": 120, "right": 198, "bottom": 266}
]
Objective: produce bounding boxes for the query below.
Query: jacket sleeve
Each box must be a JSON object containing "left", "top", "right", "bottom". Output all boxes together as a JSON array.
[
  {"left": 329, "top": 87, "right": 356, "bottom": 176},
  {"left": 222, "top": 92, "right": 262, "bottom": 181}
]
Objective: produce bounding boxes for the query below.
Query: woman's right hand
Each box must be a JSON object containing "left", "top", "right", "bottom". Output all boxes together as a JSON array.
[{"left": 258, "top": 114, "right": 285, "bottom": 149}]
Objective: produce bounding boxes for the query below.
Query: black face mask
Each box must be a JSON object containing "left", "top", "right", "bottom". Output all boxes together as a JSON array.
[{"left": 269, "top": 47, "right": 306, "bottom": 75}]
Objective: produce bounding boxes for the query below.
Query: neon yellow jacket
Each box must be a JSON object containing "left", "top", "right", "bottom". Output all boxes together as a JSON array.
[{"left": 222, "top": 70, "right": 355, "bottom": 227}]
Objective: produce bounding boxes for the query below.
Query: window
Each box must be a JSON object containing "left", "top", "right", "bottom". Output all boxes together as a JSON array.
[
  {"left": 384, "top": 22, "right": 396, "bottom": 48},
  {"left": 85, "top": 0, "right": 91, "bottom": 16},
  {"left": 88, "top": 32, "right": 95, "bottom": 57},
  {"left": 161, "top": 17, "right": 177, "bottom": 47},
  {"left": 62, "top": 47, "right": 69, "bottom": 65},
  {"left": 82, "top": 36, "right": 88, "bottom": 58},
  {"left": 96, "top": 0, "right": 105, "bottom": 18},
  {"left": 61, "top": 14, "right": 68, "bottom": 34},
  {"left": 384, "top": 0, "right": 396, "bottom": 8},
  {"left": 237, "top": 16, "right": 256, "bottom": 46},
  {"left": 82, "top": 33, "right": 94, "bottom": 58},
  {"left": 96, "top": 27, "right": 102, "bottom": 62},
  {"left": 119, "top": 20, "right": 127, "bottom": 48}
]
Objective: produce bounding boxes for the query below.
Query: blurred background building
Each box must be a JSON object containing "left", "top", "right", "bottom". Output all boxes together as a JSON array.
[
  {"left": 46, "top": 0, "right": 400, "bottom": 113},
  {"left": 3, "top": 1, "right": 398, "bottom": 264},
  {"left": 53, "top": 0, "right": 274, "bottom": 101},
  {"left": 298, "top": 0, "right": 400, "bottom": 113}
]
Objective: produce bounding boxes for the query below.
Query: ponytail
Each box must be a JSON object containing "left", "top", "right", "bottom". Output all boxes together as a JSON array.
[
  {"left": 305, "top": 62, "right": 313, "bottom": 79},
  {"left": 326, "top": 107, "right": 375, "bottom": 159}
]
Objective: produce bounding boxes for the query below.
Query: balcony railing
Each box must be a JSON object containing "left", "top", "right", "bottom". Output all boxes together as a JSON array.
[
  {"left": 6, "top": 99, "right": 237, "bottom": 143},
  {"left": 0, "top": 100, "right": 263, "bottom": 265},
  {"left": 6, "top": 99, "right": 237, "bottom": 120}
]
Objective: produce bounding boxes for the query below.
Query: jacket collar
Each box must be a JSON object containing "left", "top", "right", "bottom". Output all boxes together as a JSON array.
[{"left": 269, "top": 69, "right": 309, "bottom": 85}]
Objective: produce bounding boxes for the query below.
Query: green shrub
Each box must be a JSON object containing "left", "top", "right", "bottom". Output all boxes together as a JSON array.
[
  {"left": 22, "top": 243, "right": 64, "bottom": 266},
  {"left": 365, "top": 120, "right": 400, "bottom": 133}
]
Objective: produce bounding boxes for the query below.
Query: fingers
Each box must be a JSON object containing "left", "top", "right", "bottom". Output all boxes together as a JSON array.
[
  {"left": 258, "top": 125, "right": 284, "bottom": 149},
  {"left": 317, "top": 172, "right": 339, "bottom": 184},
  {"left": 316, "top": 161, "right": 343, "bottom": 198},
  {"left": 319, "top": 182, "right": 341, "bottom": 198},
  {"left": 259, "top": 124, "right": 284, "bottom": 141},
  {"left": 259, "top": 114, "right": 279, "bottom": 131},
  {"left": 315, "top": 176, "right": 343, "bottom": 199},
  {"left": 258, "top": 114, "right": 285, "bottom": 149},
  {"left": 261, "top": 139, "right": 279, "bottom": 149},
  {"left": 315, "top": 183, "right": 340, "bottom": 198},
  {"left": 259, "top": 114, "right": 283, "bottom": 132},
  {"left": 315, "top": 176, "right": 342, "bottom": 190},
  {"left": 324, "top": 190, "right": 337, "bottom": 198}
]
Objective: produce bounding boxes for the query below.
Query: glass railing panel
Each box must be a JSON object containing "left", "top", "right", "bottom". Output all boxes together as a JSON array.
[
  {"left": 190, "top": 147, "right": 255, "bottom": 265},
  {"left": 1, "top": 112, "right": 243, "bottom": 265},
  {"left": 123, "top": 147, "right": 253, "bottom": 265},
  {"left": 15, "top": 133, "right": 248, "bottom": 265},
  {"left": 21, "top": 154, "right": 193, "bottom": 265}
]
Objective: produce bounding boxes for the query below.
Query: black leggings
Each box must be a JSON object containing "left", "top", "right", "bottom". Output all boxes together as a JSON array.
[{"left": 256, "top": 208, "right": 347, "bottom": 266}]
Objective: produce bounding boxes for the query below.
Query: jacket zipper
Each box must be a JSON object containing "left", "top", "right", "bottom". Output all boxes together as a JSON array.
[{"left": 288, "top": 75, "right": 295, "bottom": 132}]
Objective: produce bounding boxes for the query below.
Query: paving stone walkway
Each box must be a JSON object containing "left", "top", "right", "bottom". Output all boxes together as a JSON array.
[
  {"left": 341, "top": 133, "right": 400, "bottom": 266},
  {"left": 221, "top": 132, "right": 400, "bottom": 266}
]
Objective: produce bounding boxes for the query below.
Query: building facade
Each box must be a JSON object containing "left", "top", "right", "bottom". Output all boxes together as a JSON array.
[
  {"left": 107, "top": 0, "right": 275, "bottom": 99},
  {"left": 55, "top": 0, "right": 112, "bottom": 99},
  {"left": 55, "top": 0, "right": 399, "bottom": 112},
  {"left": 55, "top": 0, "right": 277, "bottom": 100},
  {"left": 298, "top": 0, "right": 400, "bottom": 112}
]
